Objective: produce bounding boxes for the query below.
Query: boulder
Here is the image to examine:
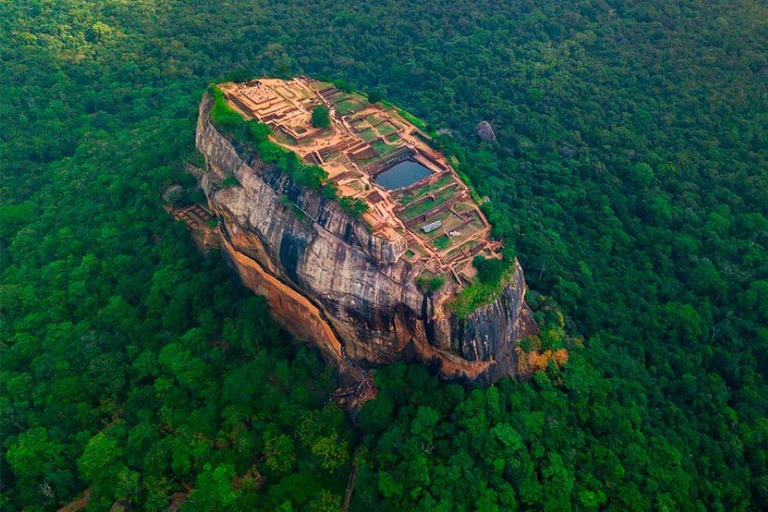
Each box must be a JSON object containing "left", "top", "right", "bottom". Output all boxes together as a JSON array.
[
  {"left": 162, "top": 185, "right": 184, "bottom": 204},
  {"left": 475, "top": 120, "right": 497, "bottom": 142}
]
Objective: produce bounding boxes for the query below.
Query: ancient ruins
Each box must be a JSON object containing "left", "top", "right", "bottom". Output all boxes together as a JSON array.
[{"left": 218, "top": 77, "right": 502, "bottom": 287}]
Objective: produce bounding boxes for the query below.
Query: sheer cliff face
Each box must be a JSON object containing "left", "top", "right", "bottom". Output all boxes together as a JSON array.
[{"left": 196, "top": 95, "right": 537, "bottom": 384}]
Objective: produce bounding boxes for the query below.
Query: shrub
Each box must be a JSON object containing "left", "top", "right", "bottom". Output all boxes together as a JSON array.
[
  {"left": 473, "top": 255, "right": 505, "bottom": 284},
  {"left": 209, "top": 85, "right": 244, "bottom": 130},
  {"left": 258, "top": 140, "right": 286, "bottom": 163},
  {"left": 417, "top": 275, "right": 445, "bottom": 292},
  {"left": 321, "top": 181, "right": 339, "bottom": 200},
  {"left": 367, "top": 89, "right": 384, "bottom": 103},
  {"left": 247, "top": 121, "right": 271, "bottom": 144},
  {"left": 222, "top": 176, "right": 240, "bottom": 188},
  {"left": 447, "top": 280, "right": 503, "bottom": 319},
  {"left": 448, "top": 257, "right": 515, "bottom": 318},
  {"left": 339, "top": 196, "right": 369, "bottom": 219},
  {"left": 333, "top": 79, "right": 353, "bottom": 93}
]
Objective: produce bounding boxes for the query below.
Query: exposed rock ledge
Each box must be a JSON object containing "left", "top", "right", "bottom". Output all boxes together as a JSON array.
[{"left": 195, "top": 93, "right": 537, "bottom": 385}]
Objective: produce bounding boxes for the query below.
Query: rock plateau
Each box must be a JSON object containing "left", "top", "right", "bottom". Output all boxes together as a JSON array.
[{"left": 194, "top": 78, "right": 538, "bottom": 385}]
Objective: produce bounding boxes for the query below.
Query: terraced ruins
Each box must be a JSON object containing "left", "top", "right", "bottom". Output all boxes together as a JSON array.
[
  {"left": 196, "top": 77, "right": 538, "bottom": 384},
  {"left": 219, "top": 77, "right": 502, "bottom": 288}
]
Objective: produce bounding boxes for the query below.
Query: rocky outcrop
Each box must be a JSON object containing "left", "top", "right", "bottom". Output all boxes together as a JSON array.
[
  {"left": 195, "top": 94, "right": 537, "bottom": 384},
  {"left": 475, "top": 120, "right": 497, "bottom": 142}
]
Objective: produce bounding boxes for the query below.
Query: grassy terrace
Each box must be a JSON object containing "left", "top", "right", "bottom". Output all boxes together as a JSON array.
[
  {"left": 313, "top": 81, "right": 334, "bottom": 92},
  {"left": 358, "top": 128, "right": 378, "bottom": 142},
  {"left": 402, "top": 186, "right": 457, "bottom": 220},
  {"left": 335, "top": 93, "right": 368, "bottom": 115},
  {"left": 397, "top": 108, "right": 431, "bottom": 134},
  {"left": 372, "top": 139, "right": 395, "bottom": 156},
  {"left": 401, "top": 174, "right": 455, "bottom": 205},
  {"left": 432, "top": 234, "right": 451, "bottom": 250},
  {"left": 377, "top": 122, "right": 399, "bottom": 137}
]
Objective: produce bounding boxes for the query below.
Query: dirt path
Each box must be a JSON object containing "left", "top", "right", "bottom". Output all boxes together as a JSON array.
[
  {"left": 57, "top": 488, "right": 91, "bottom": 512},
  {"left": 342, "top": 456, "right": 360, "bottom": 512}
]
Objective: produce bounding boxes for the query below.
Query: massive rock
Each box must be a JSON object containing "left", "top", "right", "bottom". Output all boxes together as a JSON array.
[{"left": 195, "top": 93, "right": 537, "bottom": 384}]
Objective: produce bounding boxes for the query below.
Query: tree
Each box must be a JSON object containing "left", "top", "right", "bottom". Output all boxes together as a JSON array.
[
  {"left": 6, "top": 427, "right": 64, "bottom": 479},
  {"left": 473, "top": 255, "right": 505, "bottom": 284},
  {"left": 689, "top": 260, "right": 727, "bottom": 295},
  {"left": 417, "top": 274, "right": 445, "bottom": 292},
  {"left": 367, "top": 89, "right": 384, "bottom": 103},
  {"left": 77, "top": 431, "right": 123, "bottom": 484},
  {"left": 184, "top": 463, "right": 241, "bottom": 511},
  {"left": 264, "top": 434, "right": 297, "bottom": 476},
  {"left": 311, "top": 432, "right": 349, "bottom": 472},
  {"left": 4, "top": 1, "right": 768, "bottom": 510},
  {"left": 311, "top": 106, "right": 331, "bottom": 129},
  {"left": 339, "top": 195, "right": 370, "bottom": 218}
]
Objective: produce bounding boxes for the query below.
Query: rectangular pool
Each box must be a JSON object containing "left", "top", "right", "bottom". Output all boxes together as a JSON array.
[{"left": 375, "top": 160, "right": 432, "bottom": 190}]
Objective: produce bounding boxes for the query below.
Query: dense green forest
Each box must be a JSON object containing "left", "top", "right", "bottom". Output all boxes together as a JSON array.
[{"left": 2, "top": 0, "right": 767, "bottom": 510}]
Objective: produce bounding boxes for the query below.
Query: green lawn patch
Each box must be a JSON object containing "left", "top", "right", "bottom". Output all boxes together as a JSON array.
[
  {"left": 366, "top": 113, "right": 385, "bottom": 125},
  {"left": 401, "top": 174, "right": 454, "bottom": 205},
  {"left": 358, "top": 128, "right": 378, "bottom": 142},
  {"left": 432, "top": 235, "right": 450, "bottom": 250},
  {"left": 402, "top": 187, "right": 456, "bottom": 220},
  {"left": 377, "top": 122, "right": 399, "bottom": 137},
  {"left": 336, "top": 98, "right": 364, "bottom": 115},
  {"left": 372, "top": 139, "right": 395, "bottom": 156}
]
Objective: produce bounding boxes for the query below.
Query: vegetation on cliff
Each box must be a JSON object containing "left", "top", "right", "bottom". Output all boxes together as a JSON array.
[
  {"left": 416, "top": 274, "right": 446, "bottom": 293},
  {"left": 2, "top": 0, "right": 767, "bottom": 511},
  {"left": 208, "top": 84, "right": 369, "bottom": 220},
  {"left": 448, "top": 256, "right": 515, "bottom": 319}
]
